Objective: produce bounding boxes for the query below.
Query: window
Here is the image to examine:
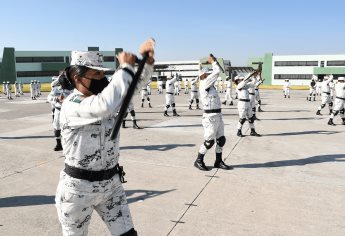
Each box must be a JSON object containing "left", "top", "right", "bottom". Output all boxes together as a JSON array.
[
  {"left": 274, "top": 74, "right": 312, "bottom": 80},
  {"left": 104, "top": 70, "right": 115, "bottom": 75},
  {"left": 104, "top": 56, "right": 115, "bottom": 62},
  {"left": 17, "top": 71, "right": 59, "bottom": 77},
  {"left": 16, "top": 57, "right": 65, "bottom": 63},
  {"left": 65, "top": 56, "right": 70, "bottom": 63},
  {"left": 327, "top": 60, "right": 345, "bottom": 66},
  {"left": 274, "top": 61, "right": 318, "bottom": 67},
  {"left": 320, "top": 61, "right": 324, "bottom": 67}
]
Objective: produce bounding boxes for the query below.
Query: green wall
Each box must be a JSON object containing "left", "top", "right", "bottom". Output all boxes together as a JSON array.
[
  {"left": 247, "top": 53, "right": 273, "bottom": 85},
  {"left": 313, "top": 67, "right": 345, "bottom": 74},
  {"left": 0, "top": 48, "right": 16, "bottom": 83}
]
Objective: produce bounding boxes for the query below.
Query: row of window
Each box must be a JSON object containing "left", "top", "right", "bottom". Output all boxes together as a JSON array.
[
  {"left": 274, "top": 61, "right": 318, "bottom": 66},
  {"left": 16, "top": 57, "right": 67, "bottom": 63},
  {"left": 274, "top": 74, "right": 312, "bottom": 80},
  {"left": 17, "top": 71, "right": 59, "bottom": 77},
  {"left": 274, "top": 60, "right": 345, "bottom": 67}
]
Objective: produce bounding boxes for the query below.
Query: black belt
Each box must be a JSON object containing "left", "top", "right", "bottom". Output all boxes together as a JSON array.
[
  {"left": 142, "top": 89, "right": 147, "bottom": 91},
  {"left": 55, "top": 107, "right": 61, "bottom": 111},
  {"left": 249, "top": 93, "right": 255, "bottom": 95},
  {"left": 192, "top": 90, "right": 198, "bottom": 92},
  {"left": 204, "top": 109, "right": 221, "bottom": 113},
  {"left": 166, "top": 92, "right": 174, "bottom": 95},
  {"left": 239, "top": 99, "right": 250, "bottom": 102},
  {"left": 255, "top": 89, "right": 258, "bottom": 91},
  {"left": 323, "top": 92, "right": 330, "bottom": 95},
  {"left": 336, "top": 96, "right": 345, "bottom": 101},
  {"left": 64, "top": 163, "right": 126, "bottom": 183}
]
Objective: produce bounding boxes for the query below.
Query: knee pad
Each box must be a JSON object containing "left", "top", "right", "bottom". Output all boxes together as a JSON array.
[
  {"left": 216, "top": 136, "right": 226, "bottom": 147},
  {"left": 340, "top": 108, "right": 345, "bottom": 114},
  {"left": 204, "top": 140, "right": 215, "bottom": 149},
  {"left": 248, "top": 116, "right": 255, "bottom": 123},
  {"left": 329, "top": 102, "right": 333, "bottom": 107},
  {"left": 141, "top": 99, "right": 144, "bottom": 102},
  {"left": 166, "top": 104, "right": 170, "bottom": 109},
  {"left": 333, "top": 110, "right": 339, "bottom": 116},
  {"left": 147, "top": 97, "right": 150, "bottom": 101},
  {"left": 258, "top": 100, "right": 261, "bottom": 105},
  {"left": 196, "top": 99, "right": 199, "bottom": 103},
  {"left": 130, "top": 110, "right": 135, "bottom": 117},
  {"left": 172, "top": 103, "right": 176, "bottom": 108},
  {"left": 252, "top": 107, "right": 256, "bottom": 112},
  {"left": 239, "top": 118, "right": 246, "bottom": 124},
  {"left": 190, "top": 100, "right": 193, "bottom": 104},
  {"left": 54, "top": 129, "right": 61, "bottom": 137},
  {"left": 321, "top": 104, "right": 326, "bottom": 109}
]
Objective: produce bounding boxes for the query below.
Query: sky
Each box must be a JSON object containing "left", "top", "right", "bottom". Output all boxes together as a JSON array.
[{"left": 1, "top": 0, "right": 345, "bottom": 65}]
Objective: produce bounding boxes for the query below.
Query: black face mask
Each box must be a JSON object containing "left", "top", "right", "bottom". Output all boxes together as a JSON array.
[{"left": 84, "top": 77, "right": 109, "bottom": 95}]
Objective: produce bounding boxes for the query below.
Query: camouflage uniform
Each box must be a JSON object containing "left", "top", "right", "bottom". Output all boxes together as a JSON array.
[{"left": 55, "top": 63, "right": 153, "bottom": 235}]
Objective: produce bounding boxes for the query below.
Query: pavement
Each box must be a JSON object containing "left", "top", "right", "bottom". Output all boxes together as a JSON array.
[{"left": 0, "top": 89, "right": 344, "bottom": 236}]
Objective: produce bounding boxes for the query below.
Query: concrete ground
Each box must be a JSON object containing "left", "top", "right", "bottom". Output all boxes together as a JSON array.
[{"left": 0, "top": 89, "right": 344, "bottom": 236}]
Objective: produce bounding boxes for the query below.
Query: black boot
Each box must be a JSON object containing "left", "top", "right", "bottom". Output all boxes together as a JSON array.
[
  {"left": 122, "top": 120, "right": 126, "bottom": 128},
  {"left": 258, "top": 107, "right": 263, "bottom": 112},
  {"left": 250, "top": 128, "right": 261, "bottom": 137},
  {"left": 173, "top": 110, "right": 180, "bottom": 116},
  {"left": 214, "top": 153, "right": 233, "bottom": 170},
  {"left": 149, "top": 103, "right": 152, "bottom": 108},
  {"left": 253, "top": 114, "right": 260, "bottom": 121},
  {"left": 284, "top": 95, "right": 286, "bottom": 98},
  {"left": 188, "top": 105, "right": 192, "bottom": 110},
  {"left": 313, "top": 97, "right": 316, "bottom": 101},
  {"left": 222, "top": 101, "right": 226, "bottom": 105},
  {"left": 54, "top": 139, "right": 63, "bottom": 151},
  {"left": 230, "top": 101, "right": 234, "bottom": 106},
  {"left": 316, "top": 110, "right": 321, "bottom": 115},
  {"left": 342, "top": 118, "right": 345, "bottom": 125},
  {"left": 164, "top": 111, "right": 169, "bottom": 117},
  {"left": 141, "top": 103, "right": 144, "bottom": 108},
  {"left": 308, "top": 97, "right": 311, "bottom": 101},
  {"left": 196, "top": 104, "right": 201, "bottom": 110},
  {"left": 329, "top": 109, "right": 333, "bottom": 115},
  {"left": 133, "top": 120, "right": 142, "bottom": 129},
  {"left": 237, "top": 129, "right": 244, "bottom": 137},
  {"left": 194, "top": 153, "right": 209, "bottom": 171},
  {"left": 328, "top": 119, "right": 336, "bottom": 126}
]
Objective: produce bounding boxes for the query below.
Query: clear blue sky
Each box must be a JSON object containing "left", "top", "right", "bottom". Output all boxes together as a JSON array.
[{"left": 1, "top": 0, "right": 345, "bottom": 65}]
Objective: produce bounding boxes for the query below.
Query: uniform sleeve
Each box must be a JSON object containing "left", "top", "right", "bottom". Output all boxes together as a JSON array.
[
  {"left": 236, "top": 81, "right": 246, "bottom": 90},
  {"left": 202, "top": 62, "right": 220, "bottom": 90},
  {"left": 47, "top": 89, "right": 57, "bottom": 105},
  {"left": 65, "top": 64, "right": 153, "bottom": 121}
]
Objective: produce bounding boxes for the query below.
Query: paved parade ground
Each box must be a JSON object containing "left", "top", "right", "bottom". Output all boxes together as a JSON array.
[{"left": 0, "top": 89, "right": 344, "bottom": 236}]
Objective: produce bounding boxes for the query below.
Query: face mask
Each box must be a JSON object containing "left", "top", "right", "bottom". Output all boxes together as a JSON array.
[{"left": 85, "top": 77, "right": 109, "bottom": 95}]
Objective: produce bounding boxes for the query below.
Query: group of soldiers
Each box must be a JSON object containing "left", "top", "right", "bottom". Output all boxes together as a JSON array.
[
  {"left": 2, "top": 81, "right": 24, "bottom": 99},
  {"left": 1, "top": 80, "right": 42, "bottom": 100}
]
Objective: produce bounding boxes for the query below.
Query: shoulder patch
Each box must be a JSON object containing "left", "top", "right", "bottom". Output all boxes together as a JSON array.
[{"left": 70, "top": 94, "right": 84, "bottom": 104}]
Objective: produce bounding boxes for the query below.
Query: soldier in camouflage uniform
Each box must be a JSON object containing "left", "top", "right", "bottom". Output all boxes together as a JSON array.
[{"left": 55, "top": 39, "right": 154, "bottom": 236}]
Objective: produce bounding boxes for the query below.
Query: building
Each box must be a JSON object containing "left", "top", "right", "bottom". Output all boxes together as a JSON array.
[
  {"left": 248, "top": 53, "right": 345, "bottom": 85},
  {"left": 0, "top": 47, "right": 122, "bottom": 84},
  {"left": 0, "top": 47, "right": 230, "bottom": 84}
]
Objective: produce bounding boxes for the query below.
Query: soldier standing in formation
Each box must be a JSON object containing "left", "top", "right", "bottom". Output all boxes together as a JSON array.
[
  {"left": 235, "top": 72, "right": 261, "bottom": 137},
  {"left": 328, "top": 77, "right": 345, "bottom": 125},
  {"left": 47, "top": 73, "right": 73, "bottom": 151},
  {"left": 6, "top": 82, "right": 13, "bottom": 100},
  {"left": 316, "top": 75, "right": 333, "bottom": 115},
  {"left": 183, "top": 77, "right": 189, "bottom": 94},
  {"left": 2, "top": 81, "right": 6, "bottom": 95},
  {"left": 30, "top": 80, "right": 36, "bottom": 99},
  {"left": 14, "top": 81, "right": 20, "bottom": 97},
  {"left": 164, "top": 74, "right": 180, "bottom": 117},
  {"left": 19, "top": 81, "right": 24, "bottom": 95},
  {"left": 157, "top": 79, "right": 163, "bottom": 94},
  {"left": 307, "top": 75, "right": 317, "bottom": 101},
  {"left": 122, "top": 100, "right": 142, "bottom": 129},
  {"left": 194, "top": 56, "right": 232, "bottom": 171},
  {"left": 188, "top": 76, "right": 200, "bottom": 110},
  {"left": 141, "top": 80, "right": 152, "bottom": 108},
  {"left": 222, "top": 76, "right": 234, "bottom": 106},
  {"left": 283, "top": 79, "right": 291, "bottom": 98}
]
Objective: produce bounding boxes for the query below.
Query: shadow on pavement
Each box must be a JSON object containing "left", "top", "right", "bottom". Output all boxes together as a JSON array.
[
  {"left": 261, "top": 117, "right": 323, "bottom": 121},
  {"left": 0, "top": 135, "right": 53, "bottom": 140},
  {"left": 263, "top": 130, "right": 340, "bottom": 136},
  {"left": 0, "top": 195, "right": 55, "bottom": 208},
  {"left": 233, "top": 154, "right": 345, "bottom": 169},
  {"left": 265, "top": 110, "right": 310, "bottom": 113},
  {"left": 120, "top": 144, "right": 195, "bottom": 151},
  {"left": 126, "top": 189, "right": 176, "bottom": 204}
]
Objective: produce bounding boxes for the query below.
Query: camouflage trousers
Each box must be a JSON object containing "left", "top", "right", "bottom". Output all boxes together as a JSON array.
[{"left": 55, "top": 181, "right": 134, "bottom": 236}]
